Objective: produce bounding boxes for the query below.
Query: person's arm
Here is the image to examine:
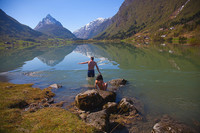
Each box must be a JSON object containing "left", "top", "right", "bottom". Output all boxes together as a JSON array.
[
  {"left": 95, "top": 62, "right": 101, "bottom": 74},
  {"left": 95, "top": 80, "right": 98, "bottom": 89},
  {"left": 78, "top": 61, "right": 88, "bottom": 64}
]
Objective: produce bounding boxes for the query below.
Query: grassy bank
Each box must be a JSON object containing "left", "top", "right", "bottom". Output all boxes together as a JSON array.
[{"left": 0, "top": 82, "right": 97, "bottom": 133}]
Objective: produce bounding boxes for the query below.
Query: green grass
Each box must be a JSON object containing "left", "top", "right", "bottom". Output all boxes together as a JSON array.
[
  {"left": 0, "top": 82, "right": 97, "bottom": 133},
  {"left": 20, "top": 107, "right": 97, "bottom": 133}
]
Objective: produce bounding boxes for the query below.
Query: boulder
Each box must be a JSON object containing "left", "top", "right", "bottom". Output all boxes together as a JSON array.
[
  {"left": 75, "top": 89, "right": 116, "bottom": 111},
  {"left": 75, "top": 90, "right": 103, "bottom": 111},
  {"left": 86, "top": 110, "right": 109, "bottom": 131},
  {"left": 108, "top": 79, "right": 127, "bottom": 87},
  {"left": 49, "top": 84, "right": 62, "bottom": 89},
  {"left": 118, "top": 98, "right": 138, "bottom": 115},
  {"left": 97, "top": 90, "right": 116, "bottom": 104},
  {"left": 152, "top": 115, "right": 196, "bottom": 133},
  {"left": 103, "top": 102, "right": 118, "bottom": 114}
]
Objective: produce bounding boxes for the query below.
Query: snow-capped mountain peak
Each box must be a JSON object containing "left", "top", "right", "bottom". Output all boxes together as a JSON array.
[
  {"left": 75, "top": 18, "right": 107, "bottom": 32},
  {"left": 34, "top": 14, "right": 62, "bottom": 30},
  {"left": 73, "top": 17, "right": 111, "bottom": 39}
]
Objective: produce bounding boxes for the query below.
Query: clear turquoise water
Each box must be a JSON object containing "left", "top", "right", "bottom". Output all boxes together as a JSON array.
[{"left": 0, "top": 43, "right": 200, "bottom": 128}]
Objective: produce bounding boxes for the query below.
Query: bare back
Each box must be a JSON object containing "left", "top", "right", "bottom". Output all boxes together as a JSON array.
[
  {"left": 95, "top": 80, "right": 106, "bottom": 90},
  {"left": 88, "top": 60, "right": 96, "bottom": 70}
]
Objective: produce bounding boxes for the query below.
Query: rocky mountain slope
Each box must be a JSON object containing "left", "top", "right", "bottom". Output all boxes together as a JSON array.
[
  {"left": 0, "top": 9, "right": 44, "bottom": 41},
  {"left": 35, "top": 14, "right": 76, "bottom": 39},
  {"left": 73, "top": 18, "right": 111, "bottom": 39},
  {"left": 95, "top": 0, "right": 200, "bottom": 41}
]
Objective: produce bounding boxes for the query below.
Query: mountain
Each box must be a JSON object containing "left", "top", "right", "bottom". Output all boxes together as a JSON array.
[
  {"left": 0, "top": 9, "right": 44, "bottom": 41},
  {"left": 35, "top": 14, "right": 76, "bottom": 39},
  {"left": 95, "top": 0, "right": 200, "bottom": 41},
  {"left": 73, "top": 18, "right": 111, "bottom": 39}
]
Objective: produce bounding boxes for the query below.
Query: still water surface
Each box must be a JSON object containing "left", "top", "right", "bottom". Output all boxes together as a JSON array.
[{"left": 0, "top": 43, "right": 200, "bottom": 129}]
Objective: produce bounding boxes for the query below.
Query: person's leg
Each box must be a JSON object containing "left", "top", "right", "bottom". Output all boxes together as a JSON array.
[
  {"left": 88, "top": 70, "right": 91, "bottom": 77},
  {"left": 91, "top": 70, "right": 95, "bottom": 77}
]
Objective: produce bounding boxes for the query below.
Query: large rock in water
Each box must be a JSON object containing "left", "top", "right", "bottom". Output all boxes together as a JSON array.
[
  {"left": 75, "top": 89, "right": 116, "bottom": 111},
  {"left": 75, "top": 90, "right": 103, "bottom": 111},
  {"left": 108, "top": 79, "right": 127, "bottom": 92},
  {"left": 86, "top": 110, "right": 109, "bottom": 131},
  {"left": 108, "top": 79, "right": 127, "bottom": 87}
]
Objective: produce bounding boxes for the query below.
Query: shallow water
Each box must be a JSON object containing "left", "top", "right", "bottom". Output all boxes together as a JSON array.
[{"left": 0, "top": 43, "right": 200, "bottom": 130}]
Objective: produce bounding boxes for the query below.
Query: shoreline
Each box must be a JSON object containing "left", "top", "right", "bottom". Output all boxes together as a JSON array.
[{"left": 0, "top": 81, "right": 199, "bottom": 132}]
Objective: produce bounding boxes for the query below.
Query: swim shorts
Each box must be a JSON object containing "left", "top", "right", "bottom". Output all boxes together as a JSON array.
[{"left": 88, "top": 70, "right": 95, "bottom": 77}]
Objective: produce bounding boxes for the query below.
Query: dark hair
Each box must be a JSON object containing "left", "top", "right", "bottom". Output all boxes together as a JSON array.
[
  {"left": 96, "top": 74, "right": 103, "bottom": 81},
  {"left": 91, "top": 57, "right": 94, "bottom": 60}
]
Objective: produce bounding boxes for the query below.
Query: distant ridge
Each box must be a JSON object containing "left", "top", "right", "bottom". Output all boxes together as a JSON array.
[
  {"left": 35, "top": 14, "right": 76, "bottom": 39},
  {"left": 73, "top": 18, "right": 111, "bottom": 39},
  {"left": 0, "top": 9, "right": 44, "bottom": 41},
  {"left": 95, "top": 0, "right": 200, "bottom": 40}
]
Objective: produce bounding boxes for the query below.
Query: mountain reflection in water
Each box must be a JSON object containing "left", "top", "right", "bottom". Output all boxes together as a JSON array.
[{"left": 0, "top": 42, "right": 200, "bottom": 130}]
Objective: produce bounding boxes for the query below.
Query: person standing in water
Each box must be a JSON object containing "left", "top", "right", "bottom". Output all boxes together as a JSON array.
[{"left": 78, "top": 57, "right": 101, "bottom": 77}]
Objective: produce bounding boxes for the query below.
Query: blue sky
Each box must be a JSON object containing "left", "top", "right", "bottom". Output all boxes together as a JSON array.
[{"left": 0, "top": 0, "right": 124, "bottom": 32}]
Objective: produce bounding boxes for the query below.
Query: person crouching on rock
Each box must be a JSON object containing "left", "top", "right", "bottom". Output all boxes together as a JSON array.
[{"left": 95, "top": 74, "right": 108, "bottom": 90}]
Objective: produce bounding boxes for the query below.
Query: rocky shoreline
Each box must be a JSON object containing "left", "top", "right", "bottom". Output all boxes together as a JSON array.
[
  {"left": 0, "top": 80, "right": 198, "bottom": 133},
  {"left": 68, "top": 79, "right": 198, "bottom": 132}
]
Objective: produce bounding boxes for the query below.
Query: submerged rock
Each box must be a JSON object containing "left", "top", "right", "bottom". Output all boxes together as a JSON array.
[
  {"left": 152, "top": 115, "right": 197, "bottom": 133},
  {"left": 86, "top": 110, "right": 109, "bottom": 131}
]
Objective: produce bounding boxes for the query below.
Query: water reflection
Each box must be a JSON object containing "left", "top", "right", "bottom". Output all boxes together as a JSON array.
[
  {"left": 37, "top": 45, "right": 76, "bottom": 66},
  {"left": 1, "top": 43, "right": 199, "bottom": 72},
  {"left": 93, "top": 43, "right": 200, "bottom": 71},
  {"left": 0, "top": 42, "right": 200, "bottom": 129}
]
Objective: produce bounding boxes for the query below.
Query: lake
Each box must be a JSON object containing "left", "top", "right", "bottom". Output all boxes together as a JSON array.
[{"left": 0, "top": 42, "right": 200, "bottom": 131}]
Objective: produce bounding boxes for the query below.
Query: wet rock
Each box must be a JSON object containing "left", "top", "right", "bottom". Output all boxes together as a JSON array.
[
  {"left": 152, "top": 115, "right": 197, "bottom": 133},
  {"left": 47, "top": 98, "right": 54, "bottom": 104},
  {"left": 129, "top": 97, "right": 145, "bottom": 115},
  {"left": 103, "top": 102, "right": 118, "bottom": 114},
  {"left": 97, "top": 90, "right": 116, "bottom": 104},
  {"left": 23, "top": 72, "right": 40, "bottom": 77},
  {"left": 86, "top": 110, "right": 109, "bottom": 131},
  {"left": 75, "top": 90, "right": 103, "bottom": 111},
  {"left": 108, "top": 79, "right": 127, "bottom": 87},
  {"left": 51, "top": 101, "right": 64, "bottom": 107},
  {"left": 118, "top": 98, "right": 138, "bottom": 115},
  {"left": 49, "top": 84, "right": 62, "bottom": 89}
]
